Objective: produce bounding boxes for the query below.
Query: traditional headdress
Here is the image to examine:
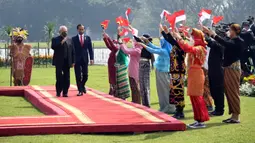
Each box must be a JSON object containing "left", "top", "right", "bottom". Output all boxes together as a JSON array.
[
  {"left": 191, "top": 28, "right": 207, "bottom": 47},
  {"left": 9, "top": 27, "right": 29, "bottom": 40}
]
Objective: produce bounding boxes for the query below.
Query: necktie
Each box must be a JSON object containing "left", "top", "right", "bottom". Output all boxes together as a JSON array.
[{"left": 80, "top": 35, "right": 83, "bottom": 47}]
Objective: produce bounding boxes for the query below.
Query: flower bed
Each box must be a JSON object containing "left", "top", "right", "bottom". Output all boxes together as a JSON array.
[{"left": 240, "top": 74, "right": 255, "bottom": 97}]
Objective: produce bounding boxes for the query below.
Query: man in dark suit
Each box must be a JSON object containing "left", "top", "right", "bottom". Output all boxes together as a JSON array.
[
  {"left": 52, "top": 25, "right": 75, "bottom": 97},
  {"left": 72, "top": 24, "right": 94, "bottom": 96}
]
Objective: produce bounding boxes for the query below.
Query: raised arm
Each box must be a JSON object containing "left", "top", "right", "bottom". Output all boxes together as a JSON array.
[
  {"left": 147, "top": 42, "right": 160, "bottom": 49},
  {"left": 161, "top": 31, "right": 179, "bottom": 47},
  {"left": 103, "top": 34, "right": 118, "bottom": 51},
  {"left": 120, "top": 43, "right": 138, "bottom": 56},
  {"left": 87, "top": 36, "right": 94, "bottom": 60},
  {"left": 145, "top": 43, "right": 164, "bottom": 55},
  {"left": 213, "top": 35, "right": 234, "bottom": 48},
  {"left": 51, "top": 37, "right": 61, "bottom": 50},
  {"left": 177, "top": 40, "right": 199, "bottom": 54}
]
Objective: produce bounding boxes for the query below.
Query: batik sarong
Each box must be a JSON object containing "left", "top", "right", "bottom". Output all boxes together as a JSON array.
[
  {"left": 169, "top": 73, "right": 185, "bottom": 112},
  {"left": 224, "top": 61, "right": 241, "bottom": 115}
]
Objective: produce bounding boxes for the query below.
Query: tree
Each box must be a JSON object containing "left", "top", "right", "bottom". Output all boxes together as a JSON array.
[
  {"left": 43, "top": 21, "right": 56, "bottom": 65},
  {"left": 0, "top": 25, "right": 13, "bottom": 46},
  {"left": 44, "top": 22, "right": 56, "bottom": 49}
]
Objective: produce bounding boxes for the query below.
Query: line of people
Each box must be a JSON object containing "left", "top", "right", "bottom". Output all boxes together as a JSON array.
[{"left": 103, "top": 22, "right": 246, "bottom": 129}]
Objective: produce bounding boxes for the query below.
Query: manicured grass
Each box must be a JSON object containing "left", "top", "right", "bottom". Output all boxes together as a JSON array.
[
  {"left": 0, "top": 66, "right": 255, "bottom": 143},
  {"left": 0, "top": 96, "right": 43, "bottom": 117}
]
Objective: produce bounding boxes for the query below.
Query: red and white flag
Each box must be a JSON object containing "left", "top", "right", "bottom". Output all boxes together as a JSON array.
[
  {"left": 131, "top": 28, "right": 138, "bottom": 36},
  {"left": 175, "top": 10, "right": 186, "bottom": 23},
  {"left": 212, "top": 16, "right": 224, "bottom": 25},
  {"left": 166, "top": 14, "right": 176, "bottom": 30},
  {"left": 198, "top": 9, "right": 212, "bottom": 24},
  {"left": 160, "top": 9, "right": 171, "bottom": 20},
  {"left": 125, "top": 8, "right": 131, "bottom": 21},
  {"left": 166, "top": 10, "right": 186, "bottom": 30}
]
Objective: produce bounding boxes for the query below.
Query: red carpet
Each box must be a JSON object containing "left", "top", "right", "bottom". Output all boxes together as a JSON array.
[{"left": 0, "top": 85, "right": 186, "bottom": 136}]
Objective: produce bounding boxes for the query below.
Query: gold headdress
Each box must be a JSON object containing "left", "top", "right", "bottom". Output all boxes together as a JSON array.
[{"left": 9, "top": 27, "right": 29, "bottom": 40}]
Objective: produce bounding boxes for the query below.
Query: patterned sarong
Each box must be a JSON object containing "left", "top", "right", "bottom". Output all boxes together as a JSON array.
[
  {"left": 224, "top": 61, "right": 241, "bottom": 115},
  {"left": 116, "top": 64, "right": 130, "bottom": 100}
]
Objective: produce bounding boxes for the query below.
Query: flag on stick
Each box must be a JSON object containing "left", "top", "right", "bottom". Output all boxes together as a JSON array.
[
  {"left": 198, "top": 9, "right": 212, "bottom": 24},
  {"left": 125, "top": 8, "right": 131, "bottom": 21},
  {"left": 212, "top": 16, "right": 224, "bottom": 25},
  {"left": 116, "top": 16, "right": 129, "bottom": 27},
  {"left": 160, "top": 9, "right": 171, "bottom": 20},
  {"left": 101, "top": 20, "right": 110, "bottom": 30},
  {"left": 175, "top": 10, "right": 186, "bottom": 23}
]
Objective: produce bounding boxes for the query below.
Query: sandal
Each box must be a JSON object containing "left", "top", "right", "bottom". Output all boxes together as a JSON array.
[
  {"left": 222, "top": 118, "right": 231, "bottom": 123},
  {"left": 224, "top": 119, "right": 240, "bottom": 124}
]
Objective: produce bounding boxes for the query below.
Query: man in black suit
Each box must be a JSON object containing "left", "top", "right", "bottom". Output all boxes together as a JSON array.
[
  {"left": 72, "top": 24, "right": 94, "bottom": 96},
  {"left": 52, "top": 25, "right": 75, "bottom": 97}
]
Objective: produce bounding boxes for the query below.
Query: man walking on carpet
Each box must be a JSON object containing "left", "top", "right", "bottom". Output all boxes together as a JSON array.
[
  {"left": 72, "top": 24, "right": 94, "bottom": 96},
  {"left": 52, "top": 26, "right": 75, "bottom": 97}
]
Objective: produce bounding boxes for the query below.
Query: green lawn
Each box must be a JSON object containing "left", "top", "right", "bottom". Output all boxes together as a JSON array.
[
  {"left": 0, "top": 96, "right": 43, "bottom": 117},
  {"left": 0, "top": 66, "right": 255, "bottom": 143}
]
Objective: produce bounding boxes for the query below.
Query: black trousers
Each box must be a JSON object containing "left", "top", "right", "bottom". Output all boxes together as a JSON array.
[
  {"left": 74, "top": 60, "right": 88, "bottom": 92},
  {"left": 208, "top": 69, "right": 225, "bottom": 113},
  {"left": 55, "top": 61, "right": 70, "bottom": 95}
]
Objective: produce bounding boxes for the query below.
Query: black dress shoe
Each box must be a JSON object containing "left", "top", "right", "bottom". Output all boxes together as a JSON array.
[
  {"left": 63, "top": 94, "right": 68, "bottom": 97},
  {"left": 77, "top": 92, "right": 83, "bottom": 96}
]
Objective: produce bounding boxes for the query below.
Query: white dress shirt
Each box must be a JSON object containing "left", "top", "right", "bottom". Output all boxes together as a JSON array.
[{"left": 203, "top": 46, "right": 210, "bottom": 70}]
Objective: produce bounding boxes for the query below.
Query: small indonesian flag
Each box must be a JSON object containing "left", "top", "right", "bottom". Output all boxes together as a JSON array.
[
  {"left": 212, "top": 16, "right": 224, "bottom": 25},
  {"left": 116, "top": 16, "right": 129, "bottom": 27},
  {"left": 175, "top": 10, "right": 186, "bottom": 23},
  {"left": 198, "top": 9, "right": 212, "bottom": 23},
  {"left": 125, "top": 8, "right": 131, "bottom": 20},
  {"left": 160, "top": 9, "right": 171, "bottom": 20},
  {"left": 101, "top": 20, "right": 110, "bottom": 30},
  {"left": 119, "top": 28, "right": 129, "bottom": 37},
  {"left": 122, "top": 37, "right": 131, "bottom": 43},
  {"left": 131, "top": 28, "right": 138, "bottom": 36},
  {"left": 166, "top": 14, "right": 176, "bottom": 30},
  {"left": 166, "top": 10, "right": 186, "bottom": 30}
]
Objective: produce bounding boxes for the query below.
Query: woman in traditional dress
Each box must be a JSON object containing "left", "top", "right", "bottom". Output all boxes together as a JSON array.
[
  {"left": 115, "top": 35, "right": 130, "bottom": 100},
  {"left": 102, "top": 32, "right": 118, "bottom": 96},
  {"left": 139, "top": 36, "right": 175, "bottom": 114},
  {"left": 120, "top": 39, "right": 142, "bottom": 104},
  {"left": 9, "top": 28, "right": 32, "bottom": 86},
  {"left": 203, "top": 24, "right": 244, "bottom": 123},
  {"left": 172, "top": 28, "right": 210, "bottom": 128},
  {"left": 139, "top": 34, "right": 154, "bottom": 107},
  {"left": 160, "top": 25, "right": 186, "bottom": 119}
]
